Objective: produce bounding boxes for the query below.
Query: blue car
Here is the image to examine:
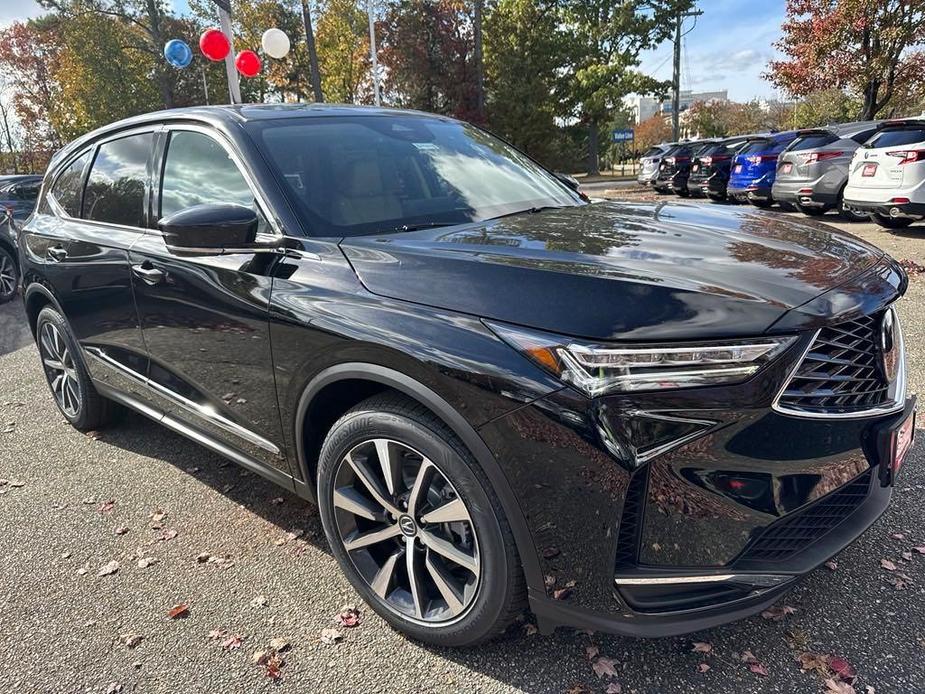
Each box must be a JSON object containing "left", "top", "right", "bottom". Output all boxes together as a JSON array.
[{"left": 727, "top": 131, "right": 799, "bottom": 207}]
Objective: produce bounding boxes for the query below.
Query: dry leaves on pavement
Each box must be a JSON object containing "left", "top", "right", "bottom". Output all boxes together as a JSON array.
[{"left": 335, "top": 605, "right": 361, "bottom": 627}]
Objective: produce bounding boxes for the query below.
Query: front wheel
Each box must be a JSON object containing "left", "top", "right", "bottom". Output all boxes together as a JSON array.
[
  {"left": 0, "top": 247, "right": 17, "bottom": 304},
  {"left": 35, "top": 306, "right": 116, "bottom": 430},
  {"left": 871, "top": 214, "right": 915, "bottom": 229},
  {"left": 317, "top": 393, "right": 525, "bottom": 646}
]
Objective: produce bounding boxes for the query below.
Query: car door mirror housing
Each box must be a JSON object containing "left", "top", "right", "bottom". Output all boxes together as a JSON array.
[{"left": 158, "top": 203, "right": 259, "bottom": 250}]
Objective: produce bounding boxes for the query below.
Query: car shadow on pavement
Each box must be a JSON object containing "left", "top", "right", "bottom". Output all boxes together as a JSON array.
[{"left": 0, "top": 300, "right": 33, "bottom": 357}]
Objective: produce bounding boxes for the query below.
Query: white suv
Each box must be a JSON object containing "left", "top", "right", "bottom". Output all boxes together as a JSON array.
[{"left": 844, "top": 119, "right": 925, "bottom": 228}]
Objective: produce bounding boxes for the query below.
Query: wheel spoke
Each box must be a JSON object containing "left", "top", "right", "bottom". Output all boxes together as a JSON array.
[
  {"left": 405, "top": 538, "right": 426, "bottom": 619},
  {"left": 65, "top": 379, "right": 79, "bottom": 413},
  {"left": 370, "top": 548, "right": 401, "bottom": 599},
  {"left": 406, "top": 458, "right": 434, "bottom": 517},
  {"left": 343, "top": 523, "right": 401, "bottom": 551},
  {"left": 40, "top": 327, "right": 57, "bottom": 360},
  {"left": 425, "top": 551, "right": 465, "bottom": 616},
  {"left": 419, "top": 529, "right": 478, "bottom": 574},
  {"left": 374, "top": 439, "right": 400, "bottom": 496},
  {"left": 43, "top": 358, "right": 64, "bottom": 371},
  {"left": 420, "top": 497, "right": 470, "bottom": 525},
  {"left": 344, "top": 452, "right": 400, "bottom": 517},
  {"left": 333, "top": 486, "right": 384, "bottom": 522}
]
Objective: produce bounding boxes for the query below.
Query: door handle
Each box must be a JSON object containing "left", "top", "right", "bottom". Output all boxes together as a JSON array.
[
  {"left": 46, "top": 246, "right": 68, "bottom": 262},
  {"left": 131, "top": 263, "right": 165, "bottom": 286}
]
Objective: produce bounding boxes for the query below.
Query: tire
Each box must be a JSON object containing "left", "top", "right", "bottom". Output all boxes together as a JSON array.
[
  {"left": 35, "top": 306, "right": 116, "bottom": 431},
  {"left": 316, "top": 392, "right": 525, "bottom": 647},
  {"left": 0, "top": 246, "right": 17, "bottom": 304},
  {"left": 777, "top": 201, "right": 797, "bottom": 212},
  {"left": 837, "top": 196, "right": 869, "bottom": 222},
  {"left": 871, "top": 214, "right": 914, "bottom": 229},
  {"left": 749, "top": 198, "right": 772, "bottom": 209}
]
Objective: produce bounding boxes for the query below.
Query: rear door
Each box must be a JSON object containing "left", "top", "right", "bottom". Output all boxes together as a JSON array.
[
  {"left": 852, "top": 125, "right": 925, "bottom": 189},
  {"left": 129, "top": 125, "right": 290, "bottom": 476}
]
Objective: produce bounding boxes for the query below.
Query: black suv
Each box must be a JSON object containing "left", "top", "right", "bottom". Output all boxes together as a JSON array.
[{"left": 18, "top": 105, "right": 915, "bottom": 646}]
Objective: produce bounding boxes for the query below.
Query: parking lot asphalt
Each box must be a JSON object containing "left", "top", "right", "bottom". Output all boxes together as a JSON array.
[{"left": 1, "top": 199, "right": 925, "bottom": 693}]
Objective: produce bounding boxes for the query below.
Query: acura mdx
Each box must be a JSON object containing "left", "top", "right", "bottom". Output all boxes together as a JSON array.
[{"left": 18, "top": 105, "right": 915, "bottom": 646}]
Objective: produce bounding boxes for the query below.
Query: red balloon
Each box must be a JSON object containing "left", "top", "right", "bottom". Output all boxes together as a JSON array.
[
  {"left": 199, "top": 28, "right": 230, "bottom": 62},
  {"left": 235, "top": 50, "right": 261, "bottom": 78}
]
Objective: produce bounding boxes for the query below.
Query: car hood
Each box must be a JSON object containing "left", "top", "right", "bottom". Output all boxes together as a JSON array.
[{"left": 339, "top": 201, "right": 885, "bottom": 341}]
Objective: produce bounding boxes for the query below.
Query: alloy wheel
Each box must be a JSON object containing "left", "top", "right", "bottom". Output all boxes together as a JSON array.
[
  {"left": 332, "top": 438, "right": 480, "bottom": 624},
  {"left": 0, "top": 253, "right": 15, "bottom": 298},
  {"left": 39, "top": 322, "right": 81, "bottom": 417}
]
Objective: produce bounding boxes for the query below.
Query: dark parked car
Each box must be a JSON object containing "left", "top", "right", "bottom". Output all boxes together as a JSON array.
[
  {"left": 772, "top": 122, "right": 883, "bottom": 220},
  {"left": 688, "top": 136, "right": 752, "bottom": 201},
  {"left": 0, "top": 174, "right": 42, "bottom": 303},
  {"left": 19, "top": 105, "right": 914, "bottom": 646},
  {"left": 652, "top": 140, "right": 718, "bottom": 195},
  {"left": 727, "top": 131, "right": 800, "bottom": 206}
]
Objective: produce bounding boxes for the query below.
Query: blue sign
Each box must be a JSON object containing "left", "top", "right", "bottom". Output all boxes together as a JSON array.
[{"left": 612, "top": 129, "right": 634, "bottom": 142}]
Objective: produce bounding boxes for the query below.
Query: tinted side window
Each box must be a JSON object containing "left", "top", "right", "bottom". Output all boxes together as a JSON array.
[
  {"left": 867, "top": 128, "right": 925, "bottom": 148},
  {"left": 740, "top": 140, "right": 770, "bottom": 155},
  {"left": 51, "top": 151, "right": 91, "bottom": 217},
  {"left": 850, "top": 128, "right": 879, "bottom": 144},
  {"left": 11, "top": 182, "right": 40, "bottom": 202},
  {"left": 83, "top": 133, "right": 152, "bottom": 227},
  {"left": 160, "top": 131, "right": 266, "bottom": 234}
]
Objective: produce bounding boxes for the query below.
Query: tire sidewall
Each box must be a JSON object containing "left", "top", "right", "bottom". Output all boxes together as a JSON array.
[
  {"left": 0, "top": 246, "right": 17, "bottom": 304},
  {"left": 317, "top": 407, "right": 513, "bottom": 646},
  {"left": 36, "top": 306, "right": 93, "bottom": 428}
]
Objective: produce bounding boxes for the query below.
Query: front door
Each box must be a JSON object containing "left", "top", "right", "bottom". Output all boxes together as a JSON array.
[{"left": 129, "top": 126, "right": 290, "bottom": 477}]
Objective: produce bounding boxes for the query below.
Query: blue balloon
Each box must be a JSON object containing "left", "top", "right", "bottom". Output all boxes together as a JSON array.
[{"left": 164, "top": 39, "right": 192, "bottom": 68}]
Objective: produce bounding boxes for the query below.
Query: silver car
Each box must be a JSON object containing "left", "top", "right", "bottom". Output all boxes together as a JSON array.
[
  {"left": 772, "top": 121, "right": 883, "bottom": 220},
  {"left": 637, "top": 143, "right": 676, "bottom": 186}
]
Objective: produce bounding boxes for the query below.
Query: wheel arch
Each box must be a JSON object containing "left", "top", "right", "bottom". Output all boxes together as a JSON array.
[
  {"left": 23, "top": 281, "right": 62, "bottom": 337},
  {"left": 294, "top": 362, "right": 543, "bottom": 591}
]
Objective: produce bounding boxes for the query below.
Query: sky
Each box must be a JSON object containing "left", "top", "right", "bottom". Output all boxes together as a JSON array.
[{"left": 2, "top": 0, "right": 786, "bottom": 102}]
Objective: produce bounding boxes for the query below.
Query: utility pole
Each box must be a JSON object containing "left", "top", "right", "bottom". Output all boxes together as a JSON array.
[
  {"left": 671, "top": 4, "right": 702, "bottom": 140},
  {"left": 301, "top": 0, "right": 324, "bottom": 102},
  {"left": 367, "top": 0, "right": 381, "bottom": 106}
]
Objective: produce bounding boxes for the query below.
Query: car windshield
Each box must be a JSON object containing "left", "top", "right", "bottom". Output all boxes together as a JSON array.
[
  {"left": 248, "top": 115, "right": 581, "bottom": 237},
  {"left": 739, "top": 139, "right": 771, "bottom": 155},
  {"left": 866, "top": 127, "right": 925, "bottom": 148},
  {"left": 788, "top": 133, "right": 836, "bottom": 152}
]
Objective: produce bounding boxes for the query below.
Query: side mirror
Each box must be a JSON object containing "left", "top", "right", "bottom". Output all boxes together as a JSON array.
[
  {"left": 554, "top": 172, "right": 581, "bottom": 191},
  {"left": 157, "top": 203, "right": 258, "bottom": 251}
]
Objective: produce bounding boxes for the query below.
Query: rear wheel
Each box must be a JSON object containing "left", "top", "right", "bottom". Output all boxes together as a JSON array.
[
  {"left": 316, "top": 393, "right": 525, "bottom": 646},
  {"left": 749, "top": 198, "right": 772, "bottom": 209},
  {"left": 871, "top": 214, "right": 915, "bottom": 229},
  {"left": 837, "top": 195, "right": 869, "bottom": 222},
  {"left": 35, "top": 306, "right": 115, "bottom": 431},
  {"left": 0, "top": 247, "right": 17, "bottom": 304}
]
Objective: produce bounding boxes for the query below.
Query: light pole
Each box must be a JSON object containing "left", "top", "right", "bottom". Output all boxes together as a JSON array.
[
  {"left": 211, "top": 0, "right": 242, "bottom": 104},
  {"left": 367, "top": 0, "right": 381, "bottom": 106}
]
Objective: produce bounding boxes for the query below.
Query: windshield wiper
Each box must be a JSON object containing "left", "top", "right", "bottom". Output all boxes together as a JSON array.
[
  {"left": 388, "top": 221, "right": 463, "bottom": 233},
  {"left": 489, "top": 205, "right": 567, "bottom": 221}
]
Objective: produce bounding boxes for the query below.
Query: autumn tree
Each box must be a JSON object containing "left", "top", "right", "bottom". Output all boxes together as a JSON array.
[
  {"left": 767, "top": 0, "right": 925, "bottom": 120},
  {"left": 378, "top": 0, "right": 479, "bottom": 120},
  {"left": 634, "top": 113, "right": 671, "bottom": 152},
  {"left": 685, "top": 100, "right": 737, "bottom": 138},
  {"left": 560, "top": 0, "right": 691, "bottom": 175},
  {"left": 315, "top": 0, "right": 371, "bottom": 103}
]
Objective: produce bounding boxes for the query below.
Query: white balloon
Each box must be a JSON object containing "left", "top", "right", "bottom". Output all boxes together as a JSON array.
[{"left": 261, "top": 28, "right": 290, "bottom": 59}]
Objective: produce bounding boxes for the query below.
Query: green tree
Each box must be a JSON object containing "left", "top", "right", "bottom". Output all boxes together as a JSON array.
[
  {"left": 560, "top": 0, "right": 691, "bottom": 175},
  {"left": 316, "top": 0, "right": 370, "bottom": 103},
  {"left": 789, "top": 89, "right": 860, "bottom": 128},
  {"left": 483, "top": 0, "right": 568, "bottom": 166}
]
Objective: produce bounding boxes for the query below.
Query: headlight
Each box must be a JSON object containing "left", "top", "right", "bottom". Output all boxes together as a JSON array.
[{"left": 487, "top": 321, "right": 796, "bottom": 397}]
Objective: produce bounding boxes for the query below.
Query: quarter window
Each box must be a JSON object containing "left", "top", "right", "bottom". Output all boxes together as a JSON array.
[
  {"left": 160, "top": 130, "right": 267, "bottom": 233},
  {"left": 83, "top": 133, "right": 153, "bottom": 227},
  {"left": 51, "top": 151, "right": 91, "bottom": 217}
]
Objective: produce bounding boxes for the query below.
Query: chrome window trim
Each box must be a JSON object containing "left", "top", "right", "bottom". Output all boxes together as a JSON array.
[
  {"left": 614, "top": 574, "right": 789, "bottom": 587},
  {"left": 771, "top": 306, "right": 907, "bottom": 420},
  {"left": 84, "top": 346, "right": 280, "bottom": 455},
  {"left": 156, "top": 123, "right": 282, "bottom": 237}
]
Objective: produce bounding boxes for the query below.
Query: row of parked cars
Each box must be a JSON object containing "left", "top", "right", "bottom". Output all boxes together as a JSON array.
[
  {"left": 0, "top": 174, "right": 42, "bottom": 305},
  {"left": 637, "top": 118, "right": 925, "bottom": 229}
]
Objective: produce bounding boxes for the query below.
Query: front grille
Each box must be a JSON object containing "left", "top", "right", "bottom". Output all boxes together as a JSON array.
[
  {"left": 736, "top": 470, "right": 872, "bottom": 563},
  {"left": 778, "top": 313, "right": 890, "bottom": 414}
]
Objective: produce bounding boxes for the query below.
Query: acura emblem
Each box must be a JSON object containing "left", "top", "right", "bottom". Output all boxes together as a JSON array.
[
  {"left": 880, "top": 310, "right": 899, "bottom": 383},
  {"left": 398, "top": 515, "right": 417, "bottom": 537}
]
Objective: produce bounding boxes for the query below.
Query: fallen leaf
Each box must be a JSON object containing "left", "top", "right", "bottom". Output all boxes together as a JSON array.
[
  {"left": 120, "top": 633, "right": 143, "bottom": 649},
  {"left": 914, "top": 546, "right": 925, "bottom": 554},
  {"left": 544, "top": 574, "right": 556, "bottom": 589},
  {"left": 591, "top": 656, "right": 618, "bottom": 679},
  {"left": 137, "top": 557, "right": 158, "bottom": 569},
  {"left": 605, "top": 683, "right": 622, "bottom": 694},
  {"left": 748, "top": 662, "right": 769, "bottom": 677},
  {"left": 827, "top": 655, "right": 856, "bottom": 682},
  {"left": 761, "top": 605, "right": 797, "bottom": 622},
  {"left": 698, "top": 663, "right": 710, "bottom": 673},
  {"left": 254, "top": 648, "right": 285, "bottom": 680},
  {"left": 542, "top": 546, "right": 561, "bottom": 559},
  {"left": 208, "top": 629, "right": 227, "bottom": 640},
  {"left": 691, "top": 641, "right": 712, "bottom": 654},
  {"left": 565, "top": 686, "right": 588, "bottom": 694},
  {"left": 61, "top": 551, "right": 71, "bottom": 559},
  {"left": 114, "top": 526, "right": 129, "bottom": 536},
  {"left": 901, "top": 551, "right": 913, "bottom": 561},
  {"left": 251, "top": 595, "right": 269, "bottom": 608},
  {"left": 97, "top": 560, "right": 120, "bottom": 577},
  {"left": 523, "top": 623, "right": 538, "bottom": 636},
  {"left": 336, "top": 605, "right": 361, "bottom": 627},
  {"left": 77, "top": 567, "right": 88, "bottom": 576},
  {"left": 552, "top": 587, "right": 572, "bottom": 600},
  {"left": 798, "top": 651, "right": 831, "bottom": 676},
  {"left": 270, "top": 497, "right": 284, "bottom": 505},
  {"left": 197, "top": 552, "right": 212, "bottom": 563},
  {"left": 888, "top": 573, "right": 913, "bottom": 590},
  {"left": 825, "top": 560, "right": 838, "bottom": 571},
  {"left": 167, "top": 603, "right": 189, "bottom": 619},
  {"left": 98, "top": 499, "right": 115, "bottom": 513},
  {"left": 585, "top": 645, "right": 599, "bottom": 660},
  {"left": 222, "top": 634, "right": 245, "bottom": 650},
  {"left": 105, "top": 684, "right": 122, "bottom": 694},
  {"left": 157, "top": 529, "right": 178, "bottom": 542},
  {"left": 320, "top": 628, "right": 343, "bottom": 645},
  {"left": 150, "top": 510, "right": 167, "bottom": 525},
  {"left": 890, "top": 532, "right": 906, "bottom": 540},
  {"left": 880, "top": 559, "right": 897, "bottom": 571},
  {"left": 825, "top": 679, "right": 857, "bottom": 694},
  {"left": 8, "top": 479, "right": 24, "bottom": 487}
]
